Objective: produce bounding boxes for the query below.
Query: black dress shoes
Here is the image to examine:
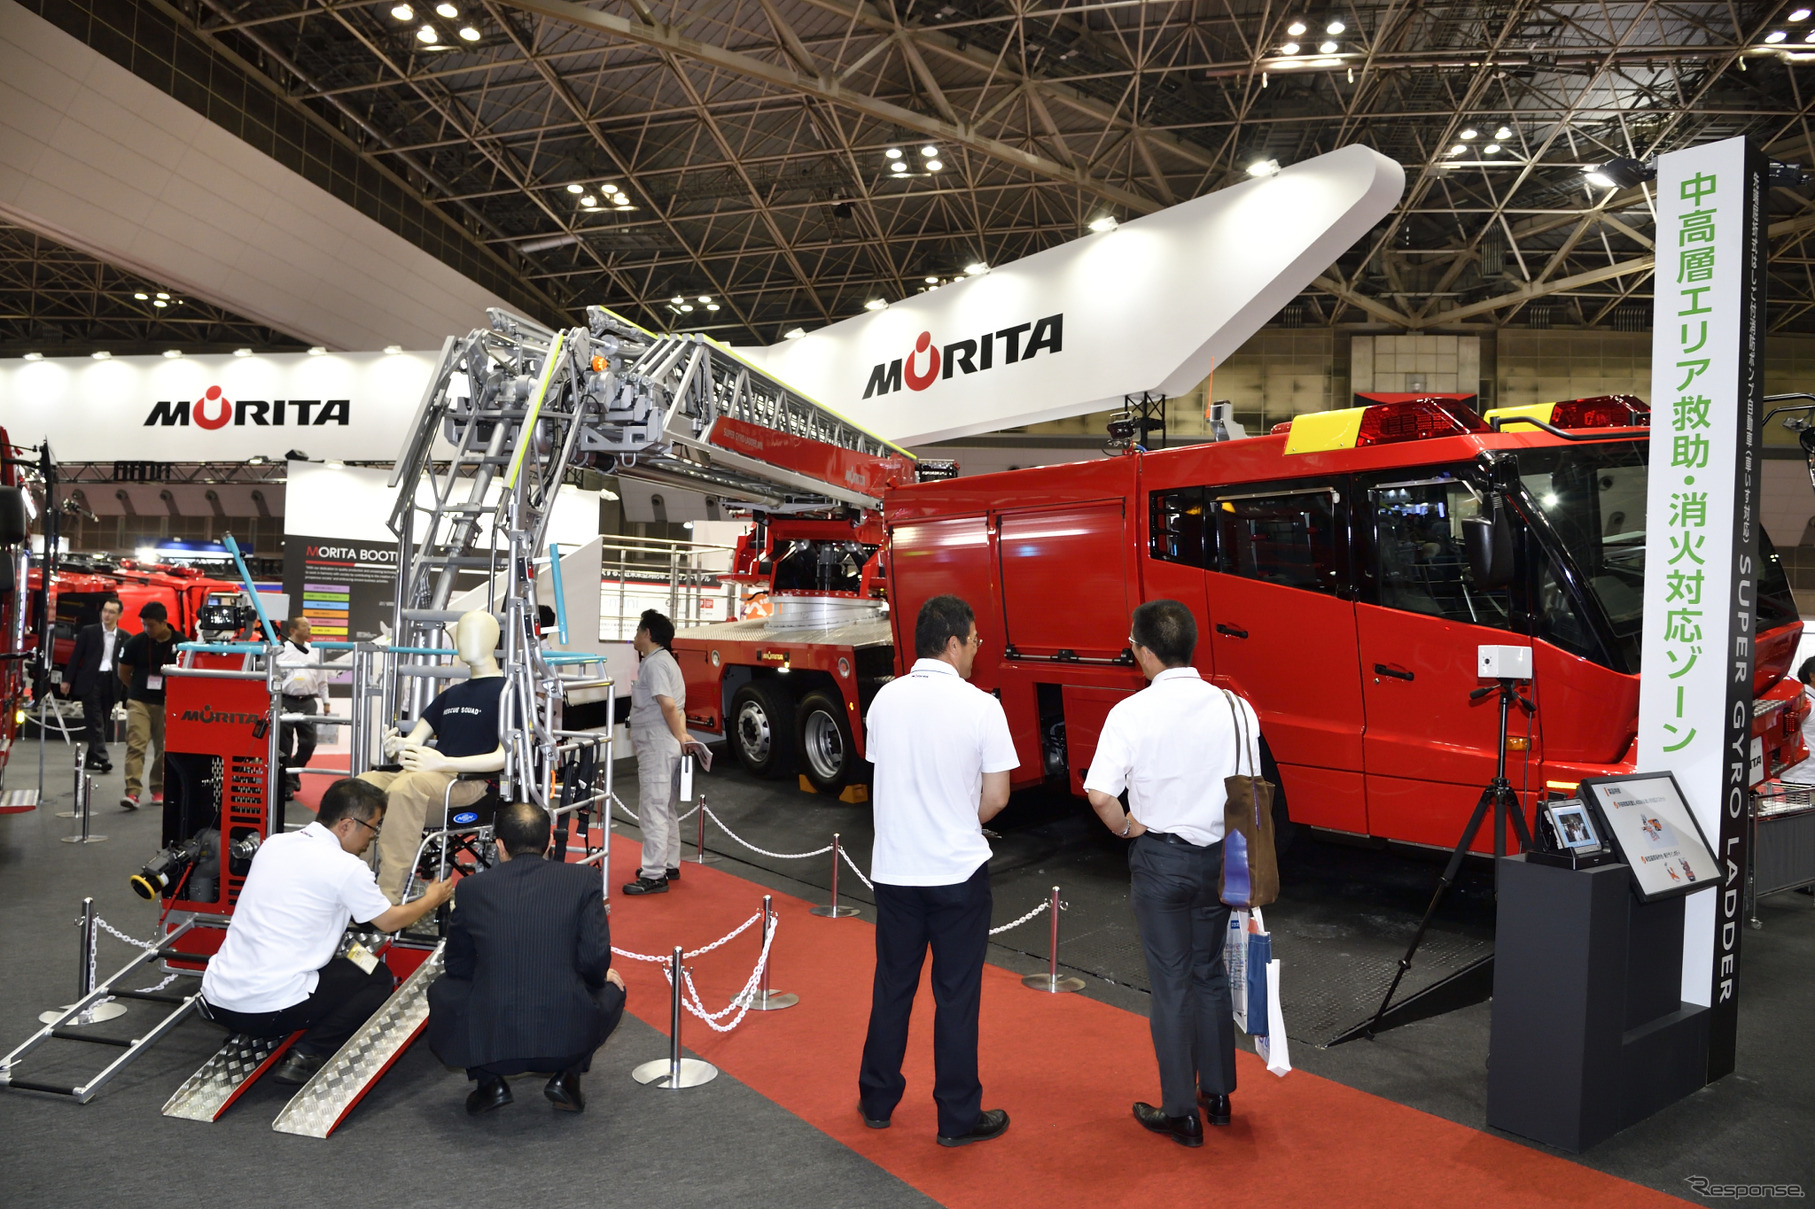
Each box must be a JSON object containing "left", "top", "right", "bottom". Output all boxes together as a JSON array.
[
  {"left": 859, "top": 1106, "right": 890, "bottom": 1129},
  {"left": 622, "top": 876, "right": 670, "bottom": 895},
  {"left": 467, "top": 1076, "right": 512, "bottom": 1115},
  {"left": 1134, "top": 1102, "right": 1203, "bottom": 1147},
  {"left": 545, "top": 1070, "right": 584, "bottom": 1112},
  {"left": 936, "top": 1107, "right": 1010, "bottom": 1147},
  {"left": 1197, "top": 1092, "right": 1232, "bottom": 1126},
  {"left": 665, "top": 866, "right": 681, "bottom": 881},
  {"left": 271, "top": 1051, "right": 326, "bottom": 1086}
]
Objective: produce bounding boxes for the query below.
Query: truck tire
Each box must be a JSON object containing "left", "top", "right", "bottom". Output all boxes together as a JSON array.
[
  {"left": 796, "top": 690, "right": 858, "bottom": 795},
  {"left": 729, "top": 681, "right": 795, "bottom": 778}
]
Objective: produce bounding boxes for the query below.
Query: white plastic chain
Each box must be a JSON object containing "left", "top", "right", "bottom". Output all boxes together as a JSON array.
[
  {"left": 701, "top": 803, "right": 834, "bottom": 860},
  {"left": 94, "top": 916, "right": 180, "bottom": 993},
  {"left": 988, "top": 898, "right": 1051, "bottom": 936},
  {"left": 609, "top": 795, "right": 698, "bottom": 826},
  {"left": 670, "top": 914, "right": 776, "bottom": 1034},
  {"left": 837, "top": 843, "right": 874, "bottom": 891},
  {"left": 611, "top": 910, "right": 762, "bottom": 964}
]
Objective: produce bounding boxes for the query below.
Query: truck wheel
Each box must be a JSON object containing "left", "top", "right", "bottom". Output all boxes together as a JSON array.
[
  {"left": 729, "top": 682, "right": 795, "bottom": 778},
  {"left": 796, "top": 690, "right": 858, "bottom": 795}
]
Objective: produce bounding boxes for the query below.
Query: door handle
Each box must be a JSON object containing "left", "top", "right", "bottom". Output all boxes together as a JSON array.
[
  {"left": 1215, "top": 624, "right": 1249, "bottom": 639},
  {"left": 1374, "top": 664, "right": 1414, "bottom": 682}
]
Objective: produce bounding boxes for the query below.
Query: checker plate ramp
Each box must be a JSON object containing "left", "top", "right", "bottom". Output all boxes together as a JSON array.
[
  {"left": 161, "top": 1031, "right": 301, "bottom": 1122},
  {"left": 271, "top": 943, "right": 445, "bottom": 1138},
  {"left": 0, "top": 789, "right": 40, "bottom": 813}
]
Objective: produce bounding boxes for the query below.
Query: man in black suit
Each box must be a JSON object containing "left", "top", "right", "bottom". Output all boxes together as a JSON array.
[
  {"left": 427, "top": 802, "right": 625, "bottom": 1115},
  {"left": 61, "top": 596, "right": 123, "bottom": 772}
]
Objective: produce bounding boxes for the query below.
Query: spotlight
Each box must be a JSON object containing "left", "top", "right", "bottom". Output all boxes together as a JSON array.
[
  {"left": 1088, "top": 215, "right": 1118, "bottom": 232},
  {"left": 891, "top": 161, "right": 907, "bottom": 173},
  {"left": 1281, "top": 41, "right": 1300, "bottom": 54},
  {"left": 581, "top": 195, "right": 598, "bottom": 206},
  {"left": 602, "top": 183, "right": 619, "bottom": 193},
  {"left": 417, "top": 24, "right": 438, "bottom": 42},
  {"left": 384, "top": 344, "right": 403, "bottom": 354},
  {"left": 964, "top": 261, "right": 988, "bottom": 275},
  {"left": 1461, "top": 128, "right": 1478, "bottom": 139},
  {"left": 458, "top": 25, "right": 480, "bottom": 41},
  {"left": 307, "top": 345, "right": 328, "bottom": 356},
  {"left": 706, "top": 303, "right": 720, "bottom": 311},
  {"left": 1767, "top": 29, "right": 1788, "bottom": 42},
  {"left": 153, "top": 299, "right": 168, "bottom": 308},
  {"left": 1327, "top": 19, "right": 1345, "bottom": 33},
  {"left": 1484, "top": 143, "right": 1501, "bottom": 154},
  {"left": 247, "top": 455, "right": 269, "bottom": 465},
  {"left": 390, "top": 3, "right": 412, "bottom": 18},
  {"left": 1494, "top": 125, "right": 1513, "bottom": 140},
  {"left": 1448, "top": 144, "right": 1466, "bottom": 156},
  {"left": 698, "top": 295, "right": 711, "bottom": 303},
  {"left": 134, "top": 291, "right": 148, "bottom": 300},
  {"left": 925, "top": 159, "right": 943, "bottom": 171},
  {"left": 672, "top": 295, "right": 684, "bottom": 304},
  {"left": 679, "top": 303, "right": 694, "bottom": 312},
  {"left": 233, "top": 348, "right": 254, "bottom": 357},
  {"left": 920, "top": 146, "right": 938, "bottom": 157},
  {"left": 783, "top": 327, "right": 806, "bottom": 340},
  {"left": 92, "top": 351, "right": 112, "bottom": 360},
  {"left": 885, "top": 147, "right": 903, "bottom": 159},
  {"left": 1287, "top": 20, "right": 1306, "bottom": 35},
  {"left": 1247, "top": 158, "right": 1282, "bottom": 177},
  {"left": 23, "top": 352, "right": 43, "bottom": 361},
  {"left": 1583, "top": 156, "right": 1653, "bottom": 189},
  {"left": 435, "top": 2, "right": 456, "bottom": 16},
  {"left": 925, "top": 275, "right": 939, "bottom": 283},
  {"left": 865, "top": 298, "right": 887, "bottom": 311},
  {"left": 162, "top": 349, "right": 182, "bottom": 358},
  {"left": 1795, "top": 8, "right": 1813, "bottom": 20},
  {"left": 566, "top": 183, "right": 583, "bottom": 194},
  {"left": 156, "top": 291, "right": 170, "bottom": 299},
  {"left": 1318, "top": 40, "right": 1338, "bottom": 52}
]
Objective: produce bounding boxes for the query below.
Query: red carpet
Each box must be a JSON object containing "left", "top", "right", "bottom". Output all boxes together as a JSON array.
[{"left": 589, "top": 833, "right": 1690, "bottom": 1209}]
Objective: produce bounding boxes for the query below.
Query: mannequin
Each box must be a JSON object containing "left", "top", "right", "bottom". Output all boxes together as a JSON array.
[{"left": 359, "top": 610, "right": 508, "bottom": 903}]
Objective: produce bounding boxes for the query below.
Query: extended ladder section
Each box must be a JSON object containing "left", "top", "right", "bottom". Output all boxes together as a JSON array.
[
  {"left": 270, "top": 942, "right": 446, "bottom": 1139},
  {"left": 385, "top": 306, "right": 911, "bottom": 808}
]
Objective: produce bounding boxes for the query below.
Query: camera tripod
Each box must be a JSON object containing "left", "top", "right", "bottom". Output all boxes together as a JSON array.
[{"left": 1362, "top": 676, "right": 1534, "bottom": 1040}]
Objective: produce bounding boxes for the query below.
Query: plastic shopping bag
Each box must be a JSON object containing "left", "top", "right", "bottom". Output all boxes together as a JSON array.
[
  {"left": 1226, "top": 910, "right": 1250, "bottom": 1033},
  {"left": 1227, "top": 909, "right": 1273, "bottom": 1037},
  {"left": 1253, "top": 942, "right": 1292, "bottom": 1077}
]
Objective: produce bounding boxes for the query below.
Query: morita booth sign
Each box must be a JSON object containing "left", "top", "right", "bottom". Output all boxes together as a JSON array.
[
  {"left": 0, "top": 349, "right": 436, "bottom": 462},
  {"left": 1636, "top": 135, "right": 1767, "bottom": 1083}
]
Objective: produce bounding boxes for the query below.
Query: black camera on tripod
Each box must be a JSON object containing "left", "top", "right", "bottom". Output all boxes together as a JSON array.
[
  {"left": 196, "top": 599, "right": 261, "bottom": 640},
  {"left": 129, "top": 830, "right": 260, "bottom": 902}
]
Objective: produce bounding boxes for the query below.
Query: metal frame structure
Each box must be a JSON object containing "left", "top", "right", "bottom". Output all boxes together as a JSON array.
[{"left": 17, "top": 0, "right": 1815, "bottom": 348}]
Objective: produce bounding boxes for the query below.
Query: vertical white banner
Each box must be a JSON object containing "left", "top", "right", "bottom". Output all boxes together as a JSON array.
[{"left": 1637, "top": 136, "right": 1763, "bottom": 1080}]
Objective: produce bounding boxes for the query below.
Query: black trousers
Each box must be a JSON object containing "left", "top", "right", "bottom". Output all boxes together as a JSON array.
[
  {"left": 859, "top": 863, "right": 990, "bottom": 1138},
  {"left": 280, "top": 695, "right": 318, "bottom": 777},
  {"left": 202, "top": 957, "right": 395, "bottom": 1057},
  {"left": 79, "top": 679, "right": 115, "bottom": 755},
  {"left": 465, "top": 983, "right": 627, "bottom": 1080},
  {"left": 1129, "top": 833, "right": 1237, "bottom": 1116}
]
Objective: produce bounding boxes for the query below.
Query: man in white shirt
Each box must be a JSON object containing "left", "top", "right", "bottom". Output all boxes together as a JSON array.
[
  {"left": 622, "top": 609, "right": 702, "bottom": 896},
  {"left": 200, "top": 778, "right": 453, "bottom": 1084},
  {"left": 1084, "top": 598, "right": 1257, "bottom": 1147},
  {"left": 858, "top": 595, "right": 1017, "bottom": 1148},
  {"left": 276, "top": 617, "right": 330, "bottom": 799}
]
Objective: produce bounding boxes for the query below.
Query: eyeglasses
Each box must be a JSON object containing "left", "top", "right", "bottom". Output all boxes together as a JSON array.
[
  {"left": 1127, "top": 635, "right": 1142, "bottom": 649},
  {"left": 350, "top": 816, "right": 381, "bottom": 837}
]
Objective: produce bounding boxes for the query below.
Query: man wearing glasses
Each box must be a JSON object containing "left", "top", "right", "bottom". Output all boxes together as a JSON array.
[
  {"left": 200, "top": 778, "right": 454, "bottom": 1085},
  {"left": 858, "top": 594, "right": 1018, "bottom": 1148}
]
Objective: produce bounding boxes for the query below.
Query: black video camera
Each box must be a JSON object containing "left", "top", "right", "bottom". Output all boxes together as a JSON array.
[{"left": 130, "top": 830, "right": 260, "bottom": 902}]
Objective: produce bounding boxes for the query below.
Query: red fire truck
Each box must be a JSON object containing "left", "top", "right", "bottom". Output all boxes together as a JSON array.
[
  {"left": 0, "top": 427, "right": 32, "bottom": 788},
  {"left": 878, "top": 395, "right": 1807, "bottom": 851}
]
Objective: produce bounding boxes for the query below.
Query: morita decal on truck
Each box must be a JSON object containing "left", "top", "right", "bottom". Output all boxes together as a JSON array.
[{"left": 862, "top": 314, "right": 1063, "bottom": 399}]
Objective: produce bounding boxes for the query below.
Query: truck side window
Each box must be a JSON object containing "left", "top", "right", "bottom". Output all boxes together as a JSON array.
[
  {"left": 1371, "top": 480, "right": 1512, "bottom": 629},
  {"left": 1149, "top": 487, "right": 1208, "bottom": 566},
  {"left": 1211, "top": 489, "right": 1342, "bottom": 595},
  {"left": 1538, "top": 557, "right": 1598, "bottom": 660}
]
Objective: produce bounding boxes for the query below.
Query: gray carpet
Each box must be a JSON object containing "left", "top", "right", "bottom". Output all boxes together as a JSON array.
[{"left": 0, "top": 743, "right": 936, "bottom": 1209}]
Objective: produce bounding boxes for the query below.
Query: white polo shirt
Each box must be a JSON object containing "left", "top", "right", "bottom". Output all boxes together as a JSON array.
[
  {"left": 1083, "top": 668, "right": 1261, "bottom": 847},
  {"left": 201, "top": 822, "right": 391, "bottom": 1013},
  {"left": 866, "top": 658, "right": 1019, "bottom": 886}
]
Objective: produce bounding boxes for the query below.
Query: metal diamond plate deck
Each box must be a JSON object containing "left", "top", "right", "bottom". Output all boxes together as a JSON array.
[
  {"left": 161, "top": 1032, "right": 298, "bottom": 1122},
  {"left": 271, "top": 943, "right": 445, "bottom": 1139}
]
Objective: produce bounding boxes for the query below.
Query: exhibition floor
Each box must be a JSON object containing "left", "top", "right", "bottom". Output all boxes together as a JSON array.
[{"left": 0, "top": 738, "right": 1809, "bottom": 1206}]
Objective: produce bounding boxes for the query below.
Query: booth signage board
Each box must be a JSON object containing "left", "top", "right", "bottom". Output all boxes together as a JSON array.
[
  {"left": 0, "top": 350, "right": 438, "bottom": 462},
  {"left": 282, "top": 536, "right": 399, "bottom": 642},
  {"left": 1579, "top": 774, "right": 1722, "bottom": 900},
  {"left": 1635, "top": 135, "right": 1766, "bottom": 1081},
  {"left": 746, "top": 145, "right": 1405, "bottom": 446}
]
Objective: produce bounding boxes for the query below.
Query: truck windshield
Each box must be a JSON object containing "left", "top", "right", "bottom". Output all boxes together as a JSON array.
[{"left": 1517, "top": 439, "right": 1798, "bottom": 670}]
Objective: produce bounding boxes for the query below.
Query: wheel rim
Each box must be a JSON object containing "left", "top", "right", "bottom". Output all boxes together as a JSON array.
[
  {"left": 736, "top": 699, "right": 772, "bottom": 764},
  {"left": 802, "top": 708, "right": 844, "bottom": 782}
]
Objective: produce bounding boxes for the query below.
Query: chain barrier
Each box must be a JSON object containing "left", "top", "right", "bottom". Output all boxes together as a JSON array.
[
  {"left": 837, "top": 843, "right": 874, "bottom": 891},
  {"left": 611, "top": 911, "right": 762, "bottom": 964},
  {"left": 608, "top": 911, "right": 775, "bottom": 1034},
  {"left": 608, "top": 794, "right": 697, "bottom": 827},
  {"left": 94, "top": 916, "right": 180, "bottom": 993},
  {"left": 989, "top": 898, "right": 1052, "bottom": 936},
  {"left": 700, "top": 803, "right": 834, "bottom": 860}
]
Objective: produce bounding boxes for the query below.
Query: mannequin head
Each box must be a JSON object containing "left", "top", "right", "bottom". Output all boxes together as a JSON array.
[{"left": 455, "top": 611, "right": 501, "bottom": 672}]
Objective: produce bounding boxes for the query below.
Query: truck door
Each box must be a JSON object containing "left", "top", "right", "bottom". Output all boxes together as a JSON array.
[
  {"left": 1354, "top": 472, "right": 1536, "bottom": 850},
  {"left": 1204, "top": 482, "right": 1367, "bottom": 834}
]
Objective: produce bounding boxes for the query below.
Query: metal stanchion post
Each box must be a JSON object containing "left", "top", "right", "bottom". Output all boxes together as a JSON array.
[
  {"left": 43, "top": 897, "right": 127, "bottom": 1024},
  {"left": 631, "top": 946, "right": 719, "bottom": 1088},
  {"left": 1022, "top": 886, "right": 1084, "bottom": 993},
  {"left": 741, "top": 895, "right": 798, "bottom": 1011},
  {"left": 809, "top": 833, "right": 861, "bottom": 918},
  {"left": 694, "top": 791, "right": 717, "bottom": 865},
  {"left": 61, "top": 774, "right": 106, "bottom": 845},
  {"left": 57, "top": 744, "right": 83, "bottom": 818}
]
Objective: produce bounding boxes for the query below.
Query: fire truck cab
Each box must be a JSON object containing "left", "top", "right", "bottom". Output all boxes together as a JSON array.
[{"left": 882, "top": 396, "right": 1807, "bottom": 853}]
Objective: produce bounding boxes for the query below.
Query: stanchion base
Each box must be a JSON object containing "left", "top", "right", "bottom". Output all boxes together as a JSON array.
[
  {"left": 809, "top": 904, "right": 861, "bottom": 918},
  {"left": 737, "top": 990, "right": 799, "bottom": 1011},
  {"left": 631, "top": 1057, "right": 719, "bottom": 1087},
  {"left": 42, "top": 1000, "right": 130, "bottom": 1025},
  {"left": 692, "top": 852, "right": 722, "bottom": 865},
  {"left": 60, "top": 835, "right": 108, "bottom": 844},
  {"left": 1022, "top": 973, "right": 1085, "bottom": 994},
  {"left": 55, "top": 810, "right": 82, "bottom": 819}
]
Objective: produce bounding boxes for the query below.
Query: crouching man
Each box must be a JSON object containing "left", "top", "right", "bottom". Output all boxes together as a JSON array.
[
  {"left": 427, "top": 802, "right": 626, "bottom": 1115},
  {"left": 199, "top": 779, "right": 454, "bottom": 1084}
]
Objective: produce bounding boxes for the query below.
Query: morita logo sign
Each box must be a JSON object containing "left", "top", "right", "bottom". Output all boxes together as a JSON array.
[
  {"left": 863, "top": 313, "right": 1063, "bottom": 399},
  {"left": 145, "top": 384, "right": 351, "bottom": 428}
]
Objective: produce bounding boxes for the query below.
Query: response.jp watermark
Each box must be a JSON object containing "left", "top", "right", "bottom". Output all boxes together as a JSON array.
[{"left": 1684, "top": 1176, "right": 1805, "bottom": 1199}]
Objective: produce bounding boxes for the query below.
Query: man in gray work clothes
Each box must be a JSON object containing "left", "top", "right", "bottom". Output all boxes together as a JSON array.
[{"left": 622, "top": 610, "right": 694, "bottom": 896}]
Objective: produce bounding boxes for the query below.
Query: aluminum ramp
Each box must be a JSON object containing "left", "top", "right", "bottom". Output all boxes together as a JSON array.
[
  {"left": 161, "top": 1031, "right": 303, "bottom": 1121},
  {"left": 270, "top": 942, "right": 445, "bottom": 1138}
]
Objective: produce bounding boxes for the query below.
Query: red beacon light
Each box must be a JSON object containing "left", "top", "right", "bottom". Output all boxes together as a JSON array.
[
  {"left": 1352, "top": 397, "right": 1488, "bottom": 446},
  {"left": 1547, "top": 394, "right": 1649, "bottom": 428}
]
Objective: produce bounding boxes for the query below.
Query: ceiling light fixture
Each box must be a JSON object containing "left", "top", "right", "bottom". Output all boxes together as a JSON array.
[
  {"left": 679, "top": 303, "right": 694, "bottom": 312},
  {"left": 1247, "top": 158, "right": 1282, "bottom": 177},
  {"left": 784, "top": 327, "right": 806, "bottom": 340},
  {"left": 1767, "top": 29, "right": 1788, "bottom": 42},
  {"left": 580, "top": 195, "right": 597, "bottom": 206},
  {"left": 458, "top": 25, "right": 480, "bottom": 41},
  {"left": 233, "top": 347, "right": 254, "bottom": 357},
  {"left": 925, "top": 159, "right": 943, "bottom": 171},
  {"left": 435, "top": 2, "right": 457, "bottom": 16},
  {"left": 390, "top": 2, "right": 412, "bottom": 18},
  {"left": 152, "top": 299, "right": 168, "bottom": 308},
  {"left": 156, "top": 291, "right": 170, "bottom": 299},
  {"left": 92, "top": 351, "right": 112, "bottom": 360},
  {"left": 1088, "top": 215, "right": 1118, "bottom": 232},
  {"left": 134, "top": 291, "right": 148, "bottom": 300},
  {"left": 1583, "top": 156, "right": 1655, "bottom": 189},
  {"left": 707, "top": 303, "right": 720, "bottom": 311},
  {"left": 1281, "top": 41, "right": 1300, "bottom": 54},
  {"left": 865, "top": 298, "right": 887, "bottom": 310},
  {"left": 920, "top": 145, "right": 937, "bottom": 157},
  {"left": 698, "top": 295, "right": 711, "bottom": 303},
  {"left": 925, "top": 275, "right": 940, "bottom": 283},
  {"left": 23, "top": 352, "right": 43, "bottom": 361},
  {"left": 885, "top": 147, "right": 903, "bottom": 159},
  {"left": 417, "top": 24, "right": 438, "bottom": 42},
  {"left": 308, "top": 345, "right": 328, "bottom": 356},
  {"left": 1484, "top": 143, "right": 1502, "bottom": 154},
  {"left": 965, "top": 261, "right": 988, "bottom": 275},
  {"left": 1327, "top": 19, "right": 1345, "bottom": 33},
  {"left": 1461, "top": 128, "right": 1478, "bottom": 139},
  {"left": 891, "top": 161, "right": 907, "bottom": 173},
  {"left": 1287, "top": 19, "right": 1306, "bottom": 35},
  {"left": 162, "top": 349, "right": 182, "bottom": 359},
  {"left": 1494, "top": 125, "right": 1513, "bottom": 140},
  {"left": 1448, "top": 144, "right": 1466, "bottom": 156},
  {"left": 566, "top": 183, "right": 583, "bottom": 194},
  {"left": 1794, "top": 7, "right": 1812, "bottom": 19},
  {"left": 602, "top": 183, "right": 619, "bottom": 193},
  {"left": 384, "top": 344, "right": 403, "bottom": 355},
  {"left": 1319, "top": 40, "right": 1338, "bottom": 52}
]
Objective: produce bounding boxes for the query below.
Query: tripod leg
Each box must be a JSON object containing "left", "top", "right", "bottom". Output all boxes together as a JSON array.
[{"left": 1363, "top": 782, "right": 1494, "bottom": 1039}]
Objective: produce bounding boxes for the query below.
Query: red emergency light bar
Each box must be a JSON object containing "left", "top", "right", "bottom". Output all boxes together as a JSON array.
[
  {"left": 1548, "top": 395, "right": 1650, "bottom": 428},
  {"left": 1276, "top": 396, "right": 1489, "bottom": 453}
]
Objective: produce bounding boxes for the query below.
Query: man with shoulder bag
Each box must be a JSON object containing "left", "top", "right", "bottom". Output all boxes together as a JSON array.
[{"left": 1084, "top": 599, "right": 1272, "bottom": 1148}]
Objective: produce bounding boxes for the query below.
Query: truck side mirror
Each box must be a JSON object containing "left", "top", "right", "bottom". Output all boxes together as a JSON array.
[
  {"left": 0, "top": 487, "right": 26, "bottom": 546},
  {"left": 1462, "top": 512, "right": 1513, "bottom": 589}
]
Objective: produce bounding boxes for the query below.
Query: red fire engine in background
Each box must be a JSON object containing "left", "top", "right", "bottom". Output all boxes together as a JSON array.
[
  {"left": 0, "top": 426, "right": 34, "bottom": 789},
  {"left": 680, "top": 395, "right": 1808, "bottom": 851}
]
